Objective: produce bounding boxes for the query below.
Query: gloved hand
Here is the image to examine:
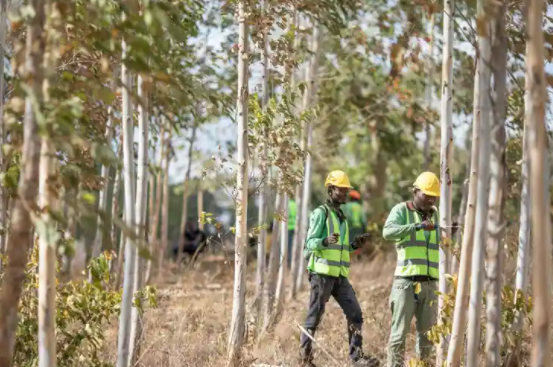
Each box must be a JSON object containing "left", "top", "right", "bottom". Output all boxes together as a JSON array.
[
  {"left": 416, "top": 220, "right": 435, "bottom": 231},
  {"left": 322, "top": 233, "right": 340, "bottom": 247},
  {"left": 352, "top": 233, "right": 371, "bottom": 249}
]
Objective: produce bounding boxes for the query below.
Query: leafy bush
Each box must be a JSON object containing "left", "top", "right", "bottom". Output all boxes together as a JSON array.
[{"left": 2, "top": 251, "right": 122, "bottom": 367}]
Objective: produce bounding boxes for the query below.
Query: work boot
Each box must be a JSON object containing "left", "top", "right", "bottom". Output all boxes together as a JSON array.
[
  {"left": 351, "top": 354, "right": 380, "bottom": 367},
  {"left": 299, "top": 352, "right": 317, "bottom": 367}
]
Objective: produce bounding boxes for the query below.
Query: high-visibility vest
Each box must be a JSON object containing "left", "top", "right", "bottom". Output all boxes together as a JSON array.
[
  {"left": 288, "top": 199, "right": 297, "bottom": 230},
  {"left": 307, "top": 205, "right": 351, "bottom": 278},
  {"left": 346, "top": 202, "right": 363, "bottom": 228},
  {"left": 394, "top": 202, "right": 440, "bottom": 279}
]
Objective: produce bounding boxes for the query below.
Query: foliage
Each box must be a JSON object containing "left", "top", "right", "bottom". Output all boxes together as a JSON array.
[{"left": 3, "top": 252, "right": 123, "bottom": 367}]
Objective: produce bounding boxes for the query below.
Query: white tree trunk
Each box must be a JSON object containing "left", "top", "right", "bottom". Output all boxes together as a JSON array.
[
  {"left": 255, "top": 2, "right": 270, "bottom": 318},
  {"left": 38, "top": 138, "right": 56, "bottom": 367},
  {"left": 197, "top": 189, "right": 204, "bottom": 230},
  {"left": 296, "top": 25, "right": 322, "bottom": 291},
  {"left": 115, "top": 24, "right": 137, "bottom": 367},
  {"left": 466, "top": 2, "right": 493, "bottom": 364},
  {"left": 423, "top": 14, "right": 435, "bottom": 171},
  {"left": 0, "top": 0, "right": 44, "bottom": 362},
  {"left": 90, "top": 109, "right": 113, "bottom": 277},
  {"left": 157, "top": 123, "right": 171, "bottom": 279},
  {"left": 511, "top": 45, "right": 531, "bottom": 353},
  {"left": 110, "top": 148, "right": 122, "bottom": 279},
  {"left": 128, "top": 73, "right": 149, "bottom": 366},
  {"left": 228, "top": 1, "right": 249, "bottom": 363},
  {"left": 289, "top": 184, "right": 302, "bottom": 299},
  {"left": 275, "top": 192, "right": 288, "bottom": 314},
  {"left": 436, "top": 0, "right": 455, "bottom": 361},
  {"left": 146, "top": 124, "right": 165, "bottom": 284},
  {"left": 445, "top": 60, "right": 480, "bottom": 367},
  {"left": 526, "top": 0, "right": 551, "bottom": 364},
  {"left": 0, "top": 0, "right": 8, "bottom": 261},
  {"left": 262, "top": 192, "right": 281, "bottom": 332},
  {"left": 485, "top": 3, "right": 507, "bottom": 365}
]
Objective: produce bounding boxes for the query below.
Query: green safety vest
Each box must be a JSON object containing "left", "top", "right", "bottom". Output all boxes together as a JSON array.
[
  {"left": 395, "top": 202, "right": 440, "bottom": 279},
  {"left": 307, "top": 205, "right": 351, "bottom": 278},
  {"left": 347, "top": 202, "right": 363, "bottom": 229},
  {"left": 288, "top": 200, "right": 297, "bottom": 230}
]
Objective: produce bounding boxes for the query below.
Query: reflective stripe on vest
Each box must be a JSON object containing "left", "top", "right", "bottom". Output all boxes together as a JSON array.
[
  {"left": 308, "top": 205, "right": 351, "bottom": 278},
  {"left": 394, "top": 204, "right": 439, "bottom": 279}
]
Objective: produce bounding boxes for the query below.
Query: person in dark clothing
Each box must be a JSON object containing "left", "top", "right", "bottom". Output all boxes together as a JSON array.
[{"left": 173, "top": 220, "right": 207, "bottom": 260}]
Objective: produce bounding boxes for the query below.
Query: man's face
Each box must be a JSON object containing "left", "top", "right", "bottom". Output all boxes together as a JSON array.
[
  {"left": 330, "top": 186, "right": 349, "bottom": 204},
  {"left": 414, "top": 189, "right": 437, "bottom": 211}
]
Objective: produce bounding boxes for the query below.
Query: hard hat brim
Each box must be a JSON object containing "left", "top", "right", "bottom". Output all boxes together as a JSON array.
[{"left": 419, "top": 188, "right": 440, "bottom": 197}]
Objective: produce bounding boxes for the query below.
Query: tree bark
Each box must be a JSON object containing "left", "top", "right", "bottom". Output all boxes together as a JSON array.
[
  {"left": 197, "top": 189, "right": 204, "bottom": 230},
  {"left": 115, "top": 22, "right": 137, "bottom": 367},
  {"left": 177, "top": 123, "right": 198, "bottom": 265},
  {"left": 262, "top": 191, "right": 281, "bottom": 333},
  {"left": 128, "top": 73, "right": 149, "bottom": 366},
  {"left": 423, "top": 13, "right": 435, "bottom": 171},
  {"left": 0, "top": 0, "right": 45, "bottom": 363},
  {"left": 255, "top": 0, "right": 270, "bottom": 320},
  {"left": 510, "top": 43, "right": 532, "bottom": 365},
  {"left": 466, "top": 2, "right": 493, "bottom": 364},
  {"left": 145, "top": 123, "right": 164, "bottom": 284},
  {"left": 526, "top": 0, "right": 551, "bottom": 364},
  {"left": 296, "top": 25, "right": 322, "bottom": 292},
  {"left": 157, "top": 122, "right": 171, "bottom": 279},
  {"left": 445, "top": 59, "right": 480, "bottom": 367},
  {"left": 274, "top": 192, "right": 288, "bottom": 315},
  {"left": 485, "top": 2, "right": 507, "bottom": 365},
  {"left": 227, "top": 1, "right": 249, "bottom": 363},
  {"left": 90, "top": 108, "right": 114, "bottom": 279},
  {"left": 436, "top": 0, "right": 455, "bottom": 361},
  {"left": 0, "top": 0, "right": 9, "bottom": 261}
]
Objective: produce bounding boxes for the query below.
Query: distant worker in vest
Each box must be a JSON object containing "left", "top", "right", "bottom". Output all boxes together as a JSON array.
[
  {"left": 299, "top": 170, "right": 379, "bottom": 367},
  {"left": 343, "top": 189, "right": 367, "bottom": 242},
  {"left": 288, "top": 198, "right": 297, "bottom": 268},
  {"left": 383, "top": 172, "right": 456, "bottom": 367}
]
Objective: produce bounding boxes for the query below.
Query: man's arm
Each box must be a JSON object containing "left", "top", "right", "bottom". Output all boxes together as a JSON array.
[
  {"left": 382, "top": 203, "right": 417, "bottom": 241},
  {"left": 305, "top": 208, "right": 327, "bottom": 251}
]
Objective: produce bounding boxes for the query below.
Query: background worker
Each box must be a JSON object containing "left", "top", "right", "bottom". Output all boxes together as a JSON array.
[
  {"left": 299, "top": 170, "right": 378, "bottom": 367},
  {"left": 382, "top": 172, "right": 456, "bottom": 367},
  {"left": 343, "top": 189, "right": 367, "bottom": 242}
]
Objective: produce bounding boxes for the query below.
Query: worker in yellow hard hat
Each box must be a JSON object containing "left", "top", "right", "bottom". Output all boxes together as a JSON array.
[
  {"left": 382, "top": 172, "right": 456, "bottom": 367},
  {"left": 299, "top": 170, "right": 379, "bottom": 367}
]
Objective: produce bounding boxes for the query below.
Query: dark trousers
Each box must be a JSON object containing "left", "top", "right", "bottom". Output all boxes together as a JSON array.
[{"left": 300, "top": 273, "right": 364, "bottom": 361}]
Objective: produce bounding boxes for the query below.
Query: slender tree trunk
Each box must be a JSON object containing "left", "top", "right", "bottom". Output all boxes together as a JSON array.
[
  {"left": 0, "top": 0, "right": 45, "bottom": 362},
  {"left": 296, "top": 25, "right": 322, "bottom": 292},
  {"left": 38, "top": 138, "right": 56, "bottom": 367},
  {"left": 157, "top": 123, "right": 171, "bottom": 278},
  {"left": 445, "top": 59, "right": 480, "bottom": 367},
  {"left": 145, "top": 124, "right": 164, "bottom": 284},
  {"left": 228, "top": 2, "right": 249, "bottom": 363},
  {"left": 177, "top": 123, "right": 198, "bottom": 265},
  {"left": 289, "top": 184, "right": 302, "bottom": 299},
  {"left": 255, "top": 1, "right": 270, "bottom": 320},
  {"left": 510, "top": 46, "right": 531, "bottom": 365},
  {"left": 115, "top": 211, "right": 126, "bottom": 290},
  {"left": 128, "top": 73, "right": 149, "bottom": 366},
  {"left": 275, "top": 192, "right": 288, "bottom": 314},
  {"left": 0, "top": 0, "right": 8, "bottom": 261},
  {"left": 485, "top": 3, "right": 507, "bottom": 365},
  {"left": 116, "top": 22, "right": 137, "bottom": 367},
  {"left": 436, "top": 0, "right": 455, "bottom": 361},
  {"left": 526, "top": 0, "right": 551, "bottom": 364},
  {"left": 262, "top": 191, "right": 281, "bottom": 333},
  {"left": 90, "top": 109, "right": 113, "bottom": 280},
  {"left": 451, "top": 143, "right": 470, "bottom": 275},
  {"left": 197, "top": 189, "right": 204, "bottom": 229},
  {"left": 110, "top": 150, "right": 122, "bottom": 279},
  {"left": 423, "top": 13, "right": 435, "bottom": 171},
  {"left": 466, "top": 3, "right": 493, "bottom": 364}
]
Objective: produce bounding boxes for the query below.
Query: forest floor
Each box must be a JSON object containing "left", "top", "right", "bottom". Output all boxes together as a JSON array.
[{"left": 105, "top": 248, "right": 533, "bottom": 367}]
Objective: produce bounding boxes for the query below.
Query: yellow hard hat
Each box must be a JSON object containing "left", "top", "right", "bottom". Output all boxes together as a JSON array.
[
  {"left": 325, "top": 170, "right": 353, "bottom": 188},
  {"left": 413, "top": 172, "right": 440, "bottom": 197}
]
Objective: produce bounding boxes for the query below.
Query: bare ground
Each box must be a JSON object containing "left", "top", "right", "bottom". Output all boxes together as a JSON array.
[{"left": 105, "top": 249, "right": 533, "bottom": 367}]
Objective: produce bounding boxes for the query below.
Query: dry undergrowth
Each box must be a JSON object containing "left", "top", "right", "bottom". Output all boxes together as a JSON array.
[{"left": 104, "top": 249, "right": 536, "bottom": 367}]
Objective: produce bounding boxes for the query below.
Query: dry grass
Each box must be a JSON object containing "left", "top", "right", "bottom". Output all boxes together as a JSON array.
[{"left": 104, "top": 249, "right": 536, "bottom": 367}]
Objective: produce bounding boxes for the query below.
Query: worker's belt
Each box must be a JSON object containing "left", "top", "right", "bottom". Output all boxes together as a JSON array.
[{"left": 396, "top": 275, "right": 437, "bottom": 282}]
